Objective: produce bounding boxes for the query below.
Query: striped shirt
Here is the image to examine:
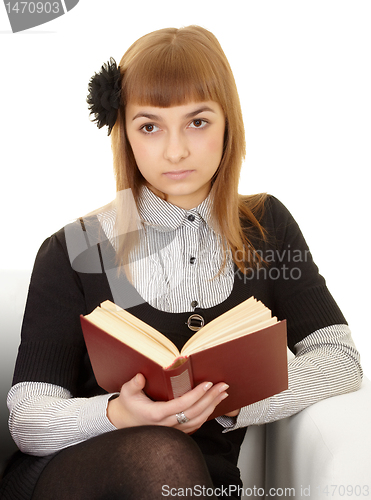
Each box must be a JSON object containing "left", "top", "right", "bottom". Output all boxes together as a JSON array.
[{"left": 99, "top": 186, "right": 235, "bottom": 312}]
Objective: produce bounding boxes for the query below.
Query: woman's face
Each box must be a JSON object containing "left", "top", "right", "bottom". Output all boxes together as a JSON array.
[{"left": 125, "top": 100, "right": 225, "bottom": 209}]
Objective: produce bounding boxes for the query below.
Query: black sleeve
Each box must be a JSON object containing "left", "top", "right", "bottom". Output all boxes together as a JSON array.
[
  {"left": 262, "top": 196, "right": 347, "bottom": 351},
  {"left": 12, "top": 229, "right": 89, "bottom": 395}
]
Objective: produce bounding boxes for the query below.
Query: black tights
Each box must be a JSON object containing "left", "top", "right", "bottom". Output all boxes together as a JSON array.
[{"left": 31, "top": 426, "right": 221, "bottom": 500}]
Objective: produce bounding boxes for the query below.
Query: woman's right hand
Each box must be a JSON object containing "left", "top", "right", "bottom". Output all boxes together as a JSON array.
[{"left": 107, "top": 373, "right": 229, "bottom": 434}]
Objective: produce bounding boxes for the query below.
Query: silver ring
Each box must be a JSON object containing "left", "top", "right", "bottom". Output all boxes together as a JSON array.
[{"left": 176, "top": 411, "right": 190, "bottom": 424}]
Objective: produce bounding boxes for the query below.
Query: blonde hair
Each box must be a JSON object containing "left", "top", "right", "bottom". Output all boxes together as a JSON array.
[{"left": 110, "top": 26, "right": 267, "bottom": 274}]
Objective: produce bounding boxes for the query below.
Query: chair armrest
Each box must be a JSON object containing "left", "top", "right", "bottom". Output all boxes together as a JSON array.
[
  {"left": 265, "top": 377, "right": 371, "bottom": 498},
  {"left": 238, "top": 424, "right": 266, "bottom": 489}
]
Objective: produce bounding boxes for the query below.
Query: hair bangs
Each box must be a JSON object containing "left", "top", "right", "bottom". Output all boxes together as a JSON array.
[{"left": 121, "top": 37, "right": 224, "bottom": 108}]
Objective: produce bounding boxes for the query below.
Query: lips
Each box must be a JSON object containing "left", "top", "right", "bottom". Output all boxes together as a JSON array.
[{"left": 163, "top": 170, "right": 194, "bottom": 180}]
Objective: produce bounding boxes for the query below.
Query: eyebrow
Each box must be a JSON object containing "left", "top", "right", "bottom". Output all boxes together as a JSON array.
[{"left": 132, "top": 106, "right": 216, "bottom": 122}]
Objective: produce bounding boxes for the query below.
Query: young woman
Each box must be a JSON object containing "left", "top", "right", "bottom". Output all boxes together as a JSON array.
[{"left": 0, "top": 26, "right": 362, "bottom": 500}]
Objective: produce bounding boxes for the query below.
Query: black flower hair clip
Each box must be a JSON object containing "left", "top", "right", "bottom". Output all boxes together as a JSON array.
[{"left": 87, "top": 58, "right": 122, "bottom": 135}]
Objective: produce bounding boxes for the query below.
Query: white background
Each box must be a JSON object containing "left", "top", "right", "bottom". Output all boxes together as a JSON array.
[{"left": 0, "top": 1, "right": 370, "bottom": 376}]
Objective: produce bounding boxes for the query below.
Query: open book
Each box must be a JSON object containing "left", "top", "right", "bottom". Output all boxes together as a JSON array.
[{"left": 81, "top": 297, "right": 288, "bottom": 419}]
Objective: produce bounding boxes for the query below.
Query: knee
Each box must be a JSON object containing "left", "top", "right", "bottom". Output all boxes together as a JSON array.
[
  {"left": 110, "top": 425, "right": 203, "bottom": 462},
  {"left": 117, "top": 425, "right": 193, "bottom": 448}
]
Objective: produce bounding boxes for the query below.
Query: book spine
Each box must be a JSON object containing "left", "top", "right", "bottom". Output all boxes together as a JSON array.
[{"left": 164, "top": 358, "right": 194, "bottom": 399}]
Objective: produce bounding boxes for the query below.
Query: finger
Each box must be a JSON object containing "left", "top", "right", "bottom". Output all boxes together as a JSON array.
[
  {"left": 156, "top": 381, "right": 215, "bottom": 418},
  {"left": 121, "top": 373, "right": 146, "bottom": 398},
  {"left": 183, "top": 387, "right": 229, "bottom": 424},
  {"left": 225, "top": 409, "right": 240, "bottom": 417},
  {"left": 177, "top": 382, "right": 229, "bottom": 414},
  {"left": 161, "top": 382, "right": 229, "bottom": 426},
  {"left": 173, "top": 390, "right": 229, "bottom": 432}
]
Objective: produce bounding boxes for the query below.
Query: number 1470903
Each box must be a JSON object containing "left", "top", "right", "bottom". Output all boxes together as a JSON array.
[{"left": 5, "top": 2, "right": 61, "bottom": 14}]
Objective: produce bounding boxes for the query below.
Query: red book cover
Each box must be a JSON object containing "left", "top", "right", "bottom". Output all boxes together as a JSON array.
[{"left": 81, "top": 315, "right": 288, "bottom": 419}]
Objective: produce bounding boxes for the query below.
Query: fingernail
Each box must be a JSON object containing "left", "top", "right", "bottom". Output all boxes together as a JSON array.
[
  {"left": 204, "top": 382, "right": 213, "bottom": 391},
  {"left": 219, "top": 384, "right": 229, "bottom": 392},
  {"left": 220, "top": 392, "right": 229, "bottom": 401}
]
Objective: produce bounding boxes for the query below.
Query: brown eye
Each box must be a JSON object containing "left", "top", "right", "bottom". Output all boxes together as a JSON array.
[
  {"left": 189, "top": 119, "right": 207, "bottom": 129},
  {"left": 141, "top": 124, "right": 159, "bottom": 134}
]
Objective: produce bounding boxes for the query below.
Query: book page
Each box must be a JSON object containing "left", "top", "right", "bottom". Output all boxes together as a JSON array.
[
  {"left": 85, "top": 306, "right": 178, "bottom": 366},
  {"left": 85, "top": 296, "right": 278, "bottom": 367},
  {"left": 180, "top": 297, "right": 270, "bottom": 352},
  {"left": 100, "top": 301, "right": 179, "bottom": 356},
  {"left": 182, "top": 309, "right": 275, "bottom": 352},
  {"left": 182, "top": 316, "right": 278, "bottom": 356}
]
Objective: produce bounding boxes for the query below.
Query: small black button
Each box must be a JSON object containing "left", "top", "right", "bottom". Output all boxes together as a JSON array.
[
  {"left": 191, "top": 300, "right": 198, "bottom": 308},
  {"left": 187, "top": 214, "right": 195, "bottom": 222},
  {"left": 190, "top": 256, "right": 196, "bottom": 264}
]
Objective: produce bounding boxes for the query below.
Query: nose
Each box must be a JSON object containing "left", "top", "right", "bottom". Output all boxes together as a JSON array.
[{"left": 163, "top": 131, "right": 189, "bottom": 163}]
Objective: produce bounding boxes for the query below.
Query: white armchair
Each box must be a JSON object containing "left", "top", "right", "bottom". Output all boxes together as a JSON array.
[
  {"left": 1, "top": 269, "right": 371, "bottom": 496},
  {"left": 238, "top": 377, "right": 371, "bottom": 498}
]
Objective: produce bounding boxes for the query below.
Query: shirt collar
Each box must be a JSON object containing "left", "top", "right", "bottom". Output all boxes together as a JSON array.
[{"left": 137, "top": 186, "right": 214, "bottom": 232}]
